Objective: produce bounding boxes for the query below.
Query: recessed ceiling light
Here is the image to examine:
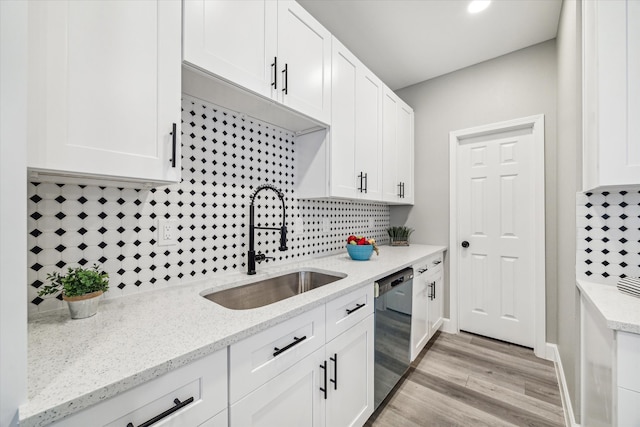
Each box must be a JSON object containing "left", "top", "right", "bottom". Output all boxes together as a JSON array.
[{"left": 468, "top": 0, "right": 491, "bottom": 14}]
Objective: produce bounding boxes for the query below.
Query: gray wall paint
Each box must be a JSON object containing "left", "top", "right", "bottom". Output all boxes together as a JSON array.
[
  {"left": 556, "top": 0, "right": 582, "bottom": 420},
  {"left": 392, "top": 40, "right": 558, "bottom": 341},
  {"left": 0, "top": 1, "right": 28, "bottom": 425}
]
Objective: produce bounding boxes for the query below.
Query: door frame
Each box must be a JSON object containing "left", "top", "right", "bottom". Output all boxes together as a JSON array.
[{"left": 448, "top": 114, "right": 546, "bottom": 358}]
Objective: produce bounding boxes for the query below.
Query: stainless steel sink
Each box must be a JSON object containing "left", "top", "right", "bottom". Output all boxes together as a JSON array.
[{"left": 203, "top": 270, "right": 345, "bottom": 310}]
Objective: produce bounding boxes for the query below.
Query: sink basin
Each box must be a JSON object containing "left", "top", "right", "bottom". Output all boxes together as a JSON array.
[{"left": 203, "top": 270, "right": 345, "bottom": 310}]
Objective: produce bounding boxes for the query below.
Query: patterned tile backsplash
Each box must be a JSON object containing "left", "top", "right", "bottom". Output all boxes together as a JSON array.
[
  {"left": 577, "top": 190, "right": 640, "bottom": 284},
  {"left": 27, "top": 95, "right": 390, "bottom": 314}
]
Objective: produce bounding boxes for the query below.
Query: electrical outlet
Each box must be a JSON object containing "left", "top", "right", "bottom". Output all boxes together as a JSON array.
[
  {"left": 158, "top": 219, "right": 178, "bottom": 246},
  {"left": 293, "top": 218, "right": 304, "bottom": 236},
  {"left": 368, "top": 218, "right": 375, "bottom": 229},
  {"left": 322, "top": 218, "right": 330, "bottom": 233}
]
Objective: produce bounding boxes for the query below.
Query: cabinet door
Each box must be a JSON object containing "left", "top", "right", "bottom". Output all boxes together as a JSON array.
[
  {"left": 618, "top": 387, "right": 640, "bottom": 427},
  {"left": 356, "top": 66, "right": 384, "bottom": 201},
  {"left": 382, "top": 89, "right": 400, "bottom": 202},
  {"left": 231, "top": 347, "right": 325, "bottom": 427},
  {"left": 583, "top": 0, "right": 640, "bottom": 190},
  {"left": 183, "top": 0, "right": 277, "bottom": 100},
  {"left": 428, "top": 273, "right": 444, "bottom": 338},
  {"left": 330, "top": 38, "right": 359, "bottom": 199},
  {"left": 396, "top": 100, "right": 414, "bottom": 204},
  {"left": 277, "top": 1, "right": 331, "bottom": 124},
  {"left": 325, "top": 315, "right": 374, "bottom": 427},
  {"left": 411, "top": 273, "right": 429, "bottom": 361},
  {"left": 27, "top": 0, "right": 181, "bottom": 184}
]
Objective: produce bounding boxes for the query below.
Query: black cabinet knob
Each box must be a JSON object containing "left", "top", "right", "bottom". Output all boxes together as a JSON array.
[{"left": 461, "top": 241, "right": 469, "bottom": 248}]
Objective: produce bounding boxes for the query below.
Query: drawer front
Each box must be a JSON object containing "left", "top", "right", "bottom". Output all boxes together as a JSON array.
[
  {"left": 54, "top": 349, "right": 227, "bottom": 427},
  {"left": 414, "top": 252, "right": 443, "bottom": 277},
  {"left": 325, "top": 284, "right": 374, "bottom": 342},
  {"left": 229, "top": 305, "right": 325, "bottom": 403},
  {"left": 618, "top": 331, "right": 640, "bottom": 392}
]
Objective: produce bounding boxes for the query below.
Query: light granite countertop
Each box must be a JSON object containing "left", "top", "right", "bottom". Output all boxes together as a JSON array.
[
  {"left": 21, "top": 244, "right": 446, "bottom": 427},
  {"left": 577, "top": 279, "right": 640, "bottom": 334}
]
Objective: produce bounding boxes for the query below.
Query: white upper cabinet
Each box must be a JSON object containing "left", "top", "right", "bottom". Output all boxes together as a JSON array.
[
  {"left": 583, "top": 0, "right": 640, "bottom": 191},
  {"left": 277, "top": 1, "right": 332, "bottom": 124},
  {"left": 27, "top": 0, "right": 181, "bottom": 186},
  {"left": 382, "top": 88, "right": 414, "bottom": 204},
  {"left": 183, "top": 0, "right": 331, "bottom": 126},
  {"left": 329, "top": 38, "right": 383, "bottom": 201},
  {"left": 182, "top": 0, "right": 277, "bottom": 99}
]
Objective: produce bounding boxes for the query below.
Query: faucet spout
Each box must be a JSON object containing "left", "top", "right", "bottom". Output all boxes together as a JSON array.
[{"left": 247, "top": 184, "right": 288, "bottom": 275}]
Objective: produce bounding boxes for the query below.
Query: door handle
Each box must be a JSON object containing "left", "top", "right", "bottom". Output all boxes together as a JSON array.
[
  {"left": 320, "top": 360, "right": 327, "bottom": 399},
  {"left": 461, "top": 241, "right": 469, "bottom": 248},
  {"left": 330, "top": 353, "right": 337, "bottom": 390},
  {"left": 282, "top": 63, "right": 288, "bottom": 95},
  {"left": 170, "top": 123, "right": 177, "bottom": 168},
  {"left": 271, "top": 56, "right": 277, "bottom": 90}
]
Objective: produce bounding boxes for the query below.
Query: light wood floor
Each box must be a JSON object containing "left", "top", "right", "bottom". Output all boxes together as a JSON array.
[{"left": 366, "top": 331, "right": 565, "bottom": 427}]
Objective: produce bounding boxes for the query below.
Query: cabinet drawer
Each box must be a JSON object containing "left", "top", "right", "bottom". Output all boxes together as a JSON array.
[
  {"left": 229, "top": 305, "right": 325, "bottom": 403},
  {"left": 618, "top": 331, "right": 640, "bottom": 392},
  {"left": 325, "top": 284, "right": 374, "bottom": 342},
  {"left": 54, "top": 349, "right": 227, "bottom": 427},
  {"left": 414, "top": 252, "right": 443, "bottom": 277}
]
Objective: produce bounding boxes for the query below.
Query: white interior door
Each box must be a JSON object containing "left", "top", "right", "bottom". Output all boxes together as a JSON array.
[{"left": 456, "top": 123, "right": 540, "bottom": 348}]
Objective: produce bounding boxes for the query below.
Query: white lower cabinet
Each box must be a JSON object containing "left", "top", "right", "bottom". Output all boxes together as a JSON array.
[
  {"left": 580, "top": 294, "right": 640, "bottom": 426},
  {"left": 231, "top": 347, "right": 326, "bottom": 427},
  {"left": 411, "top": 252, "right": 444, "bottom": 361},
  {"left": 52, "top": 348, "right": 227, "bottom": 427},
  {"left": 229, "top": 285, "right": 374, "bottom": 427},
  {"left": 325, "top": 314, "right": 374, "bottom": 427}
]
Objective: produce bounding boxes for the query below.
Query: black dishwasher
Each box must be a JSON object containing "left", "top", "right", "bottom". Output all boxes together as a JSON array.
[{"left": 373, "top": 267, "right": 414, "bottom": 409}]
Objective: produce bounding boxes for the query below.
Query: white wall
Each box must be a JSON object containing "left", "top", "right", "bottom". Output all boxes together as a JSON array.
[
  {"left": 556, "top": 0, "right": 582, "bottom": 421},
  {"left": 0, "top": 1, "right": 28, "bottom": 425},
  {"left": 392, "top": 40, "right": 558, "bottom": 341}
]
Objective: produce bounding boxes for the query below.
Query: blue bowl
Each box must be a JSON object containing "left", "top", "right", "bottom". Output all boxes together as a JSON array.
[{"left": 346, "top": 244, "right": 373, "bottom": 261}]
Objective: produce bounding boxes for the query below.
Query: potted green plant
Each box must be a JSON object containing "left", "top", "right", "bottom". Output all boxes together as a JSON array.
[
  {"left": 38, "top": 264, "right": 109, "bottom": 319},
  {"left": 387, "top": 226, "right": 414, "bottom": 246}
]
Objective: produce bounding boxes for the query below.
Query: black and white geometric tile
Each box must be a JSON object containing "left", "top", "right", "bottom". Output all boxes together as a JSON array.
[
  {"left": 576, "top": 190, "right": 640, "bottom": 284},
  {"left": 27, "top": 95, "right": 390, "bottom": 314}
]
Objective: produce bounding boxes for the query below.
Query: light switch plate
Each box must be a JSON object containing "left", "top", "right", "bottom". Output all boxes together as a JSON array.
[{"left": 158, "top": 219, "right": 178, "bottom": 246}]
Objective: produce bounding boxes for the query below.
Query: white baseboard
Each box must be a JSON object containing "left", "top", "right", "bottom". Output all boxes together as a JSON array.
[
  {"left": 547, "top": 343, "right": 580, "bottom": 427},
  {"left": 440, "top": 318, "right": 457, "bottom": 334}
]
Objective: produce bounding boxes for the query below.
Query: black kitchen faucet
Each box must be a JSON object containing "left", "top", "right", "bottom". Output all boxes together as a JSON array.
[{"left": 247, "top": 184, "right": 288, "bottom": 275}]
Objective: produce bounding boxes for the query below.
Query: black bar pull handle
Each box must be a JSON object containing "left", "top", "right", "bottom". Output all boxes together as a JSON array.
[
  {"left": 433, "top": 281, "right": 436, "bottom": 299},
  {"left": 330, "top": 353, "right": 338, "bottom": 390},
  {"left": 363, "top": 172, "right": 368, "bottom": 193},
  {"left": 429, "top": 281, "right": 435, "bottom": 300},
  {"left": 282, "top": 63, "right": 288, "bottom": 95},
  {"left": 271, "top": 56, "right": 277, "bottom": 90},
  {"left": 170, "top": 123, "right": 177, "bottom": 168},
  {"left": 346, "top": 303, "right": 365, "bottom": 315},
  {"left": 126, "top": 396, "right": 194, "bottom": 427},
  {"left": 397, "top": 182, "right": 402, "bottom": 198},
  {"left": 273, "top": 335, "right": 307, "bottom": 357},
  {"left": 320, "top": 360, "right": 327, "bottom": 399}
]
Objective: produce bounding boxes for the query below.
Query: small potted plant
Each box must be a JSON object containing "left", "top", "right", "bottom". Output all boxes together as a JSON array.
[
  {"left": 38, "top": 264, "right": 109, "bottom": 319},
  {"left": 387, "top": 226, "right": 414, "bottom": 246}
]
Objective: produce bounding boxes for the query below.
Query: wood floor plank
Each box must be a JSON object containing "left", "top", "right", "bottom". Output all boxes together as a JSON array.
[
  {"left": 466, "top": 376, "right": 565, "bottom": 425},
  {"left": 368, "top": 331, "right": 565, "bottom": 427}
]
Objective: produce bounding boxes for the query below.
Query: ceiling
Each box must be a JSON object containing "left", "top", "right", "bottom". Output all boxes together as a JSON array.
[{"left": 298, "top": 0, "right": 563, "bottom": 90}]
